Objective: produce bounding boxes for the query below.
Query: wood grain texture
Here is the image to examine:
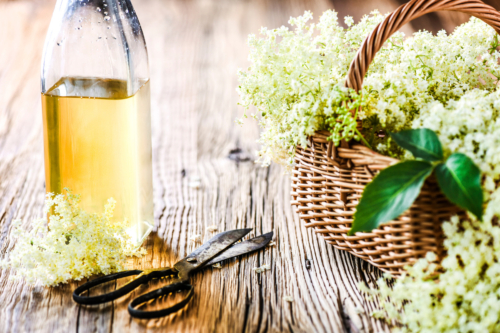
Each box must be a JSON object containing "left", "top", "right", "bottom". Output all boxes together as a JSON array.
[{"left": 0, "top": 0, "right": 491, "bottom": 332}]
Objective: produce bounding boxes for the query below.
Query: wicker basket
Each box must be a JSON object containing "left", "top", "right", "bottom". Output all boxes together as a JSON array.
[{"left": 290, "top": 0, "right": 500, "bottom": 276}]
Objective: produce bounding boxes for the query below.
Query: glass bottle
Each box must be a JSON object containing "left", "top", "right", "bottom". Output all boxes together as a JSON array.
[{"left": 41, "top": 0, "right": 153, "bottom": 245}]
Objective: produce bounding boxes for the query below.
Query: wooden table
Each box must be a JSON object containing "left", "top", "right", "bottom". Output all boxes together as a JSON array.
[{"left": 0, "top": 0, "right": 481, "bottom": 332}]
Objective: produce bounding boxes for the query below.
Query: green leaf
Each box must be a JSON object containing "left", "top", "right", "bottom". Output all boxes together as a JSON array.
[
  {"left": 349, "top": 160, "right": 434, "bottom": 235},
  {"left": 390, "top": 129, "right": 443, "bottom": 162},
  {"left": 435, "top": 153, "right": 483, "bottom": 220}
]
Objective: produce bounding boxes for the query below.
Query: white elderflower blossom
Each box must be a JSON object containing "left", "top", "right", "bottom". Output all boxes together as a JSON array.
[
  {"left": 253, "top": 264, "right": 270, "bottom": 274},
  {"left": 362, "top": 89, "right": 500, "bottom": 332},
  {"left": 344, "top": 16, "right": 354, "bottom": 27},
  {"left": 188, "top": 175, "right": 202, "bottom": 189},
  {"left": 0, "top": 190, "right": 146, "bottom": 287},
  {"left": 365, "top": 200, "right": 500, "bottom": 332},
  {"left": 206, "top": 225, "right": 218, "bottom": 232},
  {"left": 189, "top": 234, "right": 202, "bottom": 243},
  {"left": 238, "top": 12, "right": 500, "bottom": 166}
]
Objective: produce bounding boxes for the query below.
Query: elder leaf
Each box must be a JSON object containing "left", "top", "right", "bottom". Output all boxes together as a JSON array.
[
  {"left": 349, "top": 160, "right": 434, "bottom": 235},
  {"left": 435, "top": 153, "right": 483, "bottom": 220},
  {"left": 390, "top": 129, "right": 443, "bottom": 162}
]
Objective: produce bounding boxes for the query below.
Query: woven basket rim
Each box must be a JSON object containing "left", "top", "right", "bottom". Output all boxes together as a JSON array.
[{"left": 308, "top": 130, "right": 399, "bottom": 164}]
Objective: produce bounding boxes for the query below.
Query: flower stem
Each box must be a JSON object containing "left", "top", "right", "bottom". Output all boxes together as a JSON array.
[{"left": 355, "top": 128, "right": 372, "bottom": 149}]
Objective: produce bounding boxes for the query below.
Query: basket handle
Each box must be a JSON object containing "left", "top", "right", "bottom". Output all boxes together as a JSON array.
[{"left": 345, "top": 0, "right": 500, "bottom": 93}]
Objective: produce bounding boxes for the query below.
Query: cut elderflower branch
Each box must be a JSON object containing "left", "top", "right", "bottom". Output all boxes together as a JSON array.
[{"left": 1, "top": 190, "right": 146, "bottom": 287}]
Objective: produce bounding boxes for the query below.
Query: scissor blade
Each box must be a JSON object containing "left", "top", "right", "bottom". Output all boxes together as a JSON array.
[
  {"left": 174, "top": 229, "right": 252, "bottom": 276},
  {"left": 204, "top": 232, "right": 273, "bottom": 266}
]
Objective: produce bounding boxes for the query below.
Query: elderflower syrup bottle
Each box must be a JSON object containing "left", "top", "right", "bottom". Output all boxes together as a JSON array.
[{"left": 41, "top": 0, "right": 153, "bottom": 245}]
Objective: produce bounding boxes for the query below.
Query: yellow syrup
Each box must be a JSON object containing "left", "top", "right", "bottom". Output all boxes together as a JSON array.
[{"left": 41, "top": 77, "right": 153, "bottom": 244}]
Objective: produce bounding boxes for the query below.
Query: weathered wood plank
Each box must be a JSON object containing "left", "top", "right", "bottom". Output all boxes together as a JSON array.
[{"left": 0, "top": 0, "right": 484, "bottom": 332}]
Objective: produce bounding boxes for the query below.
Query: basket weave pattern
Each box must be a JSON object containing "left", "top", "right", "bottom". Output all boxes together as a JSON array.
[
  {"left": 290, "top": 0, "right": 500, "bottom": 276},
  {"left": 291, "top": 133, "right": 462, "bottom": 275}
]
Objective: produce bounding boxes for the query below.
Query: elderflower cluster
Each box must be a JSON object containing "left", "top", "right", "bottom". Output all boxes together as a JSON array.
[
  {"left": 0, "top": 191, "right": 146, "bottom": 286},
  {"left": 364, "top": 19, "right": 500, "bottom": 156},
  {"left": 365, "top": 198, "right": 500, "bottom": 332},
  {"left": 238, "top": 10, "right": 387, "bottom": 167},
  {"left": 237, "top": 11, "right": 500, "bottom": 166},
  {"left": 362, "top": 90, "right": 500, "bottom": 332}
]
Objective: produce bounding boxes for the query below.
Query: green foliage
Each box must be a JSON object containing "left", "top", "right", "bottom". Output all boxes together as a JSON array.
[
  {"left": 390, "top": 129, "right": 443, "bottom": 161},
  {"left": 436, "top": 153, "right": 483, "bottom": 220},
  {"left": 349, "top": 129, "right": 484, "bottom": 235},
  {"left": 349, "top": 160, "right": 433, "bottom": 235}
]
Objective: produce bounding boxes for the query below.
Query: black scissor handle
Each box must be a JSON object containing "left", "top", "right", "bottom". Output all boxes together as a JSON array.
[
  {"left": 128, "top": 282, "right": 194, "bottom": 319},
  {"left": 73, "top": 267, "right": 177, "bottom": 305}
]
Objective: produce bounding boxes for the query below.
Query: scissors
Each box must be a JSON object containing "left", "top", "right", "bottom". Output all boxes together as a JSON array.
[{"left": 73, "top": 229, "right": 273, "bottom": 319}]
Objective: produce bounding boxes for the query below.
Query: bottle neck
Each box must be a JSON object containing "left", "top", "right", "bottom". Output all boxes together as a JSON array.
[{"left": 42, "top": 0, "right": 149, "bottom": 96}]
